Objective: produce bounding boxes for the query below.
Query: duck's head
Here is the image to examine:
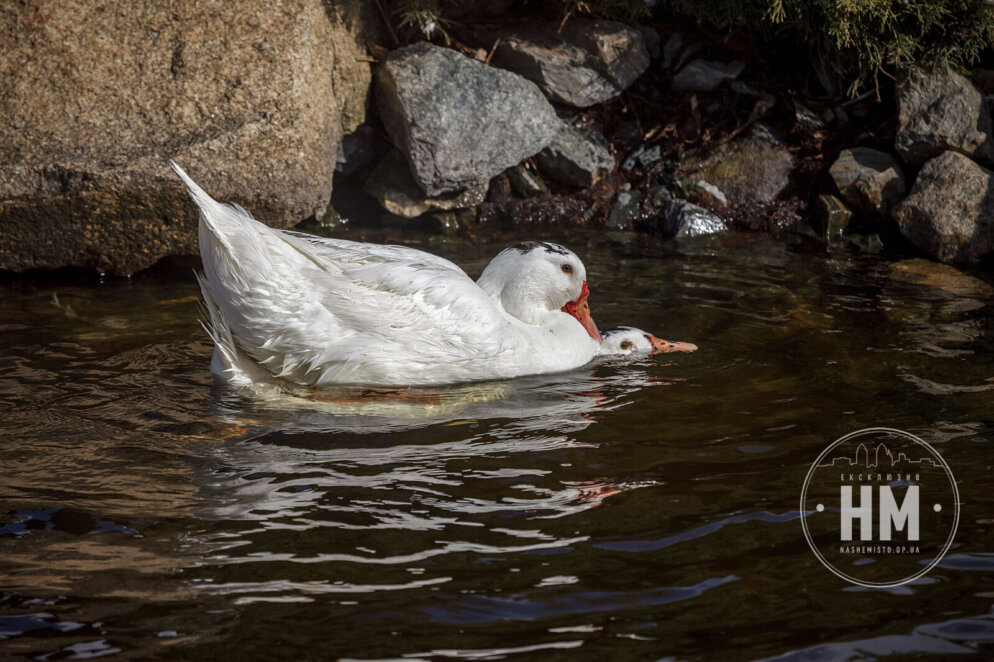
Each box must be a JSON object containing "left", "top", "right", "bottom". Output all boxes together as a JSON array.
[
  {"left": 477, "top": 241, "right": 600, "bottom": 341},
  {"left": 599, "top": 326, "right": 698, "bottom": 356}
]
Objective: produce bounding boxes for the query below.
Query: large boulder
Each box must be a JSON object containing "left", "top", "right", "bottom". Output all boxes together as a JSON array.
[
  {"left": 0, "top": 0, "right": 375, "bottom": 275},
  {"left": 481, "top": 19, "right": 649, "bottom": 108},
  {"left": 892, "top": 151, "right": 994, "bottom": 264},
  {"left": 376, "top": 43, "right": 559, "bottom": 197},
  {"left": 895, "top": 68, "right": 994, "bottom": 164},
  {"left": 829, "top": 147, "right": 907, "bottom": 216}
]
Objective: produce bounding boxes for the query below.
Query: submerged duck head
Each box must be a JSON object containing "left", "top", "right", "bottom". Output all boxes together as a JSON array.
[
  {"left": 599, "top": 326, "right": 698, "bottom": 356},
  {"left": 477, "top": 241, "right": 600, "bottom": 341}
]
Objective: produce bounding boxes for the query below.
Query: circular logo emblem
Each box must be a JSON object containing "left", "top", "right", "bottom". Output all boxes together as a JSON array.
[{"left": 800, "top": 427, "right": 959, "bottom": 587}]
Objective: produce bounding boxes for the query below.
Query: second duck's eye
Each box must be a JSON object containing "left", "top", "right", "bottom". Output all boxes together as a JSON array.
[
  {"left": 561, "top": 263, "right": 573, "bottom": 274},
  {"left": 620, "top": 340, "right": 632, "bottom": 350}
]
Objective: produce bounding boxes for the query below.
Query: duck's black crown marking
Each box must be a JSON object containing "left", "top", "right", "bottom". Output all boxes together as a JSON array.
[{"left": 509, "top": 241, "right": 570, "bottom": 256}]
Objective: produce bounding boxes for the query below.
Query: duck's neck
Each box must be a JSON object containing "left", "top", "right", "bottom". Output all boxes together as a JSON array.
[
  {"left": 477, "top": 272, "right": 559, "bottom": 326},
  {"left": 478, "top": 263, "right": 554, "bottom": 325}
]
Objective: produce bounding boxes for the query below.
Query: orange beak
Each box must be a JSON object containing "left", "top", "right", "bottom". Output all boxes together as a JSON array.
[
  {"left": 561, "top": 281, "right": 601, "bottom": 342},
  {"left": 647, "top": 334, "right": 698, "bottom": 354}
]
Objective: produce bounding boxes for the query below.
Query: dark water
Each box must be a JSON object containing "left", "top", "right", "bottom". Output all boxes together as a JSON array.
[{"left": 2, "top": 230, "right": 994, "bottom": 661}]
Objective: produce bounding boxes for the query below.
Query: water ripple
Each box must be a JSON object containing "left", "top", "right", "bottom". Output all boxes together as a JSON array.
[{"left": 424, "top": 575, "right": 740, "bottom": 625}]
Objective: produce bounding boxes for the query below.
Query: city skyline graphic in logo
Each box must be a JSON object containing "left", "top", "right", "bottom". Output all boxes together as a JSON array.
[{"left": 818, "top": 442, "right": 939, "bottom": 470}]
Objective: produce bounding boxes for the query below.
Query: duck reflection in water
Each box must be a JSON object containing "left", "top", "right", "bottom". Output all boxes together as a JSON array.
[{"left": 190, "top": 363, "right": 684, "bottom": 581}]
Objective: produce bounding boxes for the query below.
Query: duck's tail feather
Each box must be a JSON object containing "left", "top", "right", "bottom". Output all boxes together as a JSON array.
[
  {"left": 170, "top": 160, "right": 279, "bottom": 275},
  {"left": 170, "top": 160, "right": 236, "bottom": 251},
  {"left": 170, "top": 161, "right": 215, "bottom": 211}
]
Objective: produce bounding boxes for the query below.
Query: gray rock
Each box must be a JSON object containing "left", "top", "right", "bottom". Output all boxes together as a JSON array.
[
  {"left": 507, "top": 165, "right": 548, "bottom": 198},
  {"left": 376, "top": 42, "right": 559, "bottom": 196},
  {"left": 662, "top": 33, "right": 683, "bottom": 70},
  {"left": 484, "top": 19, "right": 649, "bottom": 108},
  {"left": 621, "top": 144, "right": 662, "bottom": 172},
  {"left": 607, "top": 190, "right": 642, "bottom": 229},
  {"left": 829, "top": 147, "right": 907, "bottom": 216},
  {"left": 621, "top": 148, "right": 642, "bottom": 172},
  {"left": 640, "top": 145, "right": 663, "bottom": 168},
  {"left": 896, "top": 68, "right": 994, "bottom": 163},
  {"left": 680, "top": 124, "right": 793, "bottom": 207},
  {"left": 487, "top": 174, "right": 512, "bottom": 204},
  {"left": 892, "top": 151, "right": 994, "bottom": 264},
  {"left": 795, "top": 103, "right": 824, "bottom": 130},
  {"left": 0, "top": 0, "right": 375, "bottom": 275},
  {"left": 674, "top": 43, "right": 703, "bottom": 73},
  {"left": 336, "top": 125, "right": 379, "bottom": 176},
  {"left": 664, "top": 199, "right": 728, "bottom": 237},
  {"left": 536, "top": 123, "right": 614, "bottom": 187},
  {"left": 364, "top": 152, "right": 488, "bottom": 218},
  {"left": 730, "top": 80, "right": 761, "bottom": 97},
  {"left": 647, "top": 185, "right": 672, "bottom": 209},
  {"left": 641, "top": 26, "right": 661, "bottom": 60},
  {"left": 672, "top": 60, "right": 744, "bottom": 92}
]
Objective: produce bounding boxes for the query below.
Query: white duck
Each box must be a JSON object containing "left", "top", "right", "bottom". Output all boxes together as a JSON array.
[
  {"left": 172, "top": 163, "right": 601, "bottom": 388},
  {"left": 598, "top": 326, "right": 698, "bottom": 356}
]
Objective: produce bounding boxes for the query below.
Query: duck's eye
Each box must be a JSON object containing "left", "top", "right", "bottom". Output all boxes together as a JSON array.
[
  {"left": 561, "top": 263, "right": 573, "bottom": 274},
  {"left": 620, "top": 340, "right": 632, "bottom": 350}
]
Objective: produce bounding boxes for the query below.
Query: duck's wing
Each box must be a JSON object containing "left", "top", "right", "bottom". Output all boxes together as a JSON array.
[
  {"left": 280, "top": 230, "right": 465, "bottom": 274},
  {"left": 270, "top": 233, "right": 519, "bottom": 385}
]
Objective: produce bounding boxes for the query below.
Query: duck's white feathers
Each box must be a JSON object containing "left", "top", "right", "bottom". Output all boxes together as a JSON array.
[
  {"left": 172, "top": 162, "right": 594, "bottom": 387},
  {"left": 280, "top": 230, "right": 466, "bottom": 275}
]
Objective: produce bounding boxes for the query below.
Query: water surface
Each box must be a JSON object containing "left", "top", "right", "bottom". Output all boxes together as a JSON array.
[{"left": 2, "top": 230, "right": 994, "bottom": 660}]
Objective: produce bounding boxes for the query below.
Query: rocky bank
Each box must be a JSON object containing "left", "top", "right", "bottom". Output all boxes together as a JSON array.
[{"left": 3, "top": 5, "right": 994, "bottom": 275}]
